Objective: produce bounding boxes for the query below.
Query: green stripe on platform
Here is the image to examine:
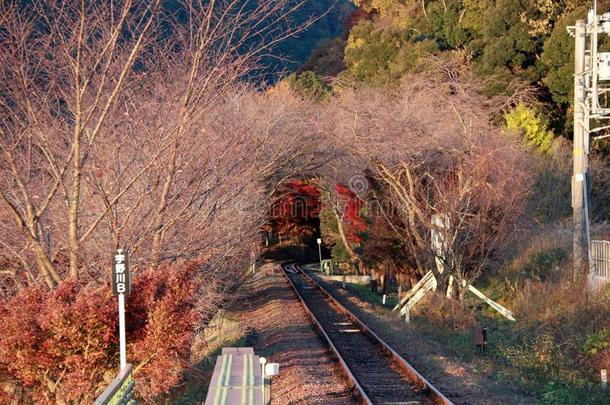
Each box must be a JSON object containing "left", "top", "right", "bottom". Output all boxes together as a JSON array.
[
  {"left": 241, "top": 354, "right": 248, "bottom": 405},
  {"left": 213, "top": 354, "right": 233, "bottom": 405},
  {"left": 220, "top": 354, "right": 233, "bottom": 404},
  {"left": 249, "top": 354, "right": 254, "bottom": 405}
]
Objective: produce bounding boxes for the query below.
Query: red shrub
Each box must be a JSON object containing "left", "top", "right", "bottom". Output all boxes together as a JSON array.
[
  {"left": 130, "top": 263, "right": 202, "bottom": 402},
  {"left": 0, "top": 262, "right": 204, "bottom": 403}
]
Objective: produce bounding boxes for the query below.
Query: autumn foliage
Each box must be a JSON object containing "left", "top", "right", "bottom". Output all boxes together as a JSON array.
[
  {"left": 335, "top": 183, "right": 366, "bottom": 244},
  {"left": 268, "top": 179, "right": 321, "bottom": 240},
  {"left": 0, "top": 262, "right": 205, "bottom": 404}
]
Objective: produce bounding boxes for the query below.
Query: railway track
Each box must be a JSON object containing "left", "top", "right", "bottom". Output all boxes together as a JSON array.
[{"left": 282, "top": 262, "right": 452, "bottom": 405}]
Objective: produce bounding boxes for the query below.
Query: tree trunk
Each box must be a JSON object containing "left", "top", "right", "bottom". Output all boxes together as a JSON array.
[
  {"left": 151, "top": 143, "right": 178, "bottom": 268},
  {"left": 32, "top": 243, "right": 61, "bottom": 289},
  {"left": 69, "top": 58, "right": 83, "bottom": 280},
  {"left": 332, "top": 205, "right": 358, "bottom": 262},
  {"left": 457, "top": 284, "right": 466, "bottom": 303}
]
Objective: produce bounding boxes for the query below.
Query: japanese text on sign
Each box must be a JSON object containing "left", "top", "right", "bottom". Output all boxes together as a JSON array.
[{"left": 112, "top": 249, "right": 131, "bottom": 295}]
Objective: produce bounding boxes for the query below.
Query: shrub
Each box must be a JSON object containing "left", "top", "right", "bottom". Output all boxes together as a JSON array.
[
  {"left": 584, "top": 330, "right": 610, "bottom": 356},
  {"left": 416, "top": 292, "right": 476, "bottom": 331},
  {"left": 287, "top": 71, "right": 330, "bottom": 101},
  {"left": 505, "top": 103, "right": 554, "bottom": 153},
  {"left": 331, "top": 241, "right": 352, "bottom": 263},
  {"left": 0, "top": 262, "right": 205, "bottom": 404},
  {"left": 0, "top": 283, "right": 116, "bottom": 404}
]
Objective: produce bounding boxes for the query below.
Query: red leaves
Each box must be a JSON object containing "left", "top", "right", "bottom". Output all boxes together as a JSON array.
[
  {"left": 0, "top": 282, "right": 116, "bottom": 403},
  {"left": 0, "top": 262, "right": 204, "bottom": 403},
  {"left": 130, "top": 262, "right": 202, "bottom": 401},
  {"left": 335, "top": 183, "right": 366, "bottom": 244},
  {"left": 269, "top": 179, "right": 321, "bottom": 237},
  {"left": 280, "top": 179, "right": 321, "bottom": 219}
]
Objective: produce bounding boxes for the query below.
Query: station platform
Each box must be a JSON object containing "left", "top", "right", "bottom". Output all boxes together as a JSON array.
[{"left": 204, "top": 347, "right": 264, "bottom": 405}]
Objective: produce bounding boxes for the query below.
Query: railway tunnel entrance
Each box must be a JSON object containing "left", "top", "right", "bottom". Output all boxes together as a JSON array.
[
  {"left": 262, "top": 178, "right": 324, "bottom": 262},
  {"left": 259, "top": 173, "right": 418, "bottom": 302}
]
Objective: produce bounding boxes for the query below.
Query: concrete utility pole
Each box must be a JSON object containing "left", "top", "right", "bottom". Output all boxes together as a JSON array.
[
  {"left": 573, "top": 19, "right": 588, "bottom": 282},
  {"left": 568, "top": 2, "right": 610, "bottom": 288}
]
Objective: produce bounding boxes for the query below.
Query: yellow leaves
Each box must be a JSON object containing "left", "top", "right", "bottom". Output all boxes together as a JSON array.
[
  {"left": 520, "top": 0, "right": 564, "bottom": 36},
  {"left": 505, "top": 103, "right": 554, "bottom": 153},
  {"left": 347, "top": 37, "right": 367, "bottom": 51}
]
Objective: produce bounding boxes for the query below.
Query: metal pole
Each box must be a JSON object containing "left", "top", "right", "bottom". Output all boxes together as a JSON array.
[
  {"left": 118, "top": 293, "right": 127, "bottom": 371},
  {"left": 573, "top": 19, "right": 588, "bottom": 282}
]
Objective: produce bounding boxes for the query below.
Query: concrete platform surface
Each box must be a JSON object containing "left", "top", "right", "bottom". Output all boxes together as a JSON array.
[{"left": 205, "top": 347, "right": 264, "bottom": 405}]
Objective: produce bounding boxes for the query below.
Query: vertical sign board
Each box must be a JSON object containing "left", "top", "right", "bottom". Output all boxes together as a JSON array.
[
  {"left": 113, "top": 249, "right": 130, "bottom": 372},
  {"left": 113, "top": 249, "right": 131, "bottom": 295}
]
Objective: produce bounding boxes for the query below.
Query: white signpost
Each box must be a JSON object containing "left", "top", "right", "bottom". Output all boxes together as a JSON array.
[
  {"left": 317, "top": 238, "right": 323, "bottom": 271},
  {"left": 113, "top": 249, "right": 131, "bottom": 371},
  {"left": 393, "top": 215, "right": 516, "bottom": 322}
]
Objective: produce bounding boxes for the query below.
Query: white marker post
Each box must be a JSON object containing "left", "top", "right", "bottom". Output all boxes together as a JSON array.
[
  {"left": 317, "top": 238, "right": 322, "bottom": 272},
  {"left": 260, "top": 357, "right": 267, "bottom": 405},
  {"left": 113, "top": 249, "right": 131, "bottom": 372}
]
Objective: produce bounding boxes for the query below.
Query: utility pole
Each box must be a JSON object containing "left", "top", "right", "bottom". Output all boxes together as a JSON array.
[
  {"left": 568, "top": 1, "right": 610, "bottom": 289},
  {"left": 573, "top": 19, "right": 588, "bottom": 282}
]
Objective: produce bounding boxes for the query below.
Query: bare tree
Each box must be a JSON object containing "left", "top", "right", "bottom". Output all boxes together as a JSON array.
[
  {"left": 326, "top": 72, "right": 533, "bottom": 300},
  {"left": 0, "top": 0, "right": 323, "bottom": 290}
]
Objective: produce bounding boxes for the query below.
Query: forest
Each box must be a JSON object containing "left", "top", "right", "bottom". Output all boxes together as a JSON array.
[{"left": 0, "top": 0, "right": 609, "bottom": 403}]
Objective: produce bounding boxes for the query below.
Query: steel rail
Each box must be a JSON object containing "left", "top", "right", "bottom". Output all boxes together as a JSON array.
[
  {"left": 282, "top": 262, "right": 373, "bottom": 404},
  {"left": 281, "top": 262, "right": 453, "bottom": 405}
]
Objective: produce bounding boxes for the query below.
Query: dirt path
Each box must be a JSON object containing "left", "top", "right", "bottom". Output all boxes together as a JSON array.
[{"left": 229, "top": 263, "right": 356, "bottom": 405}]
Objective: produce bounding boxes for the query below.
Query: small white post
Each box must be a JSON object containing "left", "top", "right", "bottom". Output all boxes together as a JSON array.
[
  {"left": 404, "top": 307, "right": 410, "bottom": 324},
  {"left": 382, "top": 294, "right": 386, "bottom": 305},
  {"left": 260, "top": 357, "right": 267, "bottom": 405},
  {"left": 118, "top": 293, "right": 127, "bottom": 371},
  {"left": 342, "top": 274, "right": 346, "bottom": 289},
  {"left": 602, "top": 369, "right": 607, "bottom": 389},
  {"left": 317, "top": 238, "right": 322, "bottom": 272}
]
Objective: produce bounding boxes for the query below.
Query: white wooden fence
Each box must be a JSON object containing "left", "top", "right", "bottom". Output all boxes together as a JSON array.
[{"left": 590, "top": 240, "right": 610, "bottom": 291}]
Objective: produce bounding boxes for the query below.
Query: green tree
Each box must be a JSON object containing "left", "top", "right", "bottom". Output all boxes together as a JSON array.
[
  {"left": 344, "top": 21, "right": 408, "bottom": 83},
  {"left": 462, "top": 0, "right": 492, "bottom": 36},
  {"left": 472, "top": 0, "right": 544, "bottom": 95},
  {"left": 425, "top": 1, "right": 470, "bottom": 49},
  {"left": 540, "top": 7, "right": 588, "bottom": 107},
  {"left": 287, "top": 71, "right": 331, "bottom": 101}
]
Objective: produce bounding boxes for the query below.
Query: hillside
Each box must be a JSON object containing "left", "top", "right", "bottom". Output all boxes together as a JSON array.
[{"left": 1, "top": 1, "right": 610, "bottom": 404}]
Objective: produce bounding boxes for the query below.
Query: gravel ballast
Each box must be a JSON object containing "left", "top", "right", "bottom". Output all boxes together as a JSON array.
[{"left": 230, "top": 263, "right": 356, "bottom": 405}]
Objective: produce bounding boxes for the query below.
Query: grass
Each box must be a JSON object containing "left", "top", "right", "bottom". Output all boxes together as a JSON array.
[
  {"left": 345, "top": 282, "right": 399, "bottom": 308},
  {"left": 312, "top": 226, "right": 610, "bottom": 404},
  {"left": 169, "top": 310, "right": 247, "bottom": 404},
  {"left": 412, "top": 228, "right": 610, "bottom": 404}
]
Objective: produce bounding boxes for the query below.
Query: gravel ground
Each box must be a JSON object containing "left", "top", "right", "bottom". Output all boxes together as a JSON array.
[
  {"left": 229, "top": 263, "right": 356, "bottom": 405},
  {"left": 304, "top": 268, "right": 538, "bottom": 405}
]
